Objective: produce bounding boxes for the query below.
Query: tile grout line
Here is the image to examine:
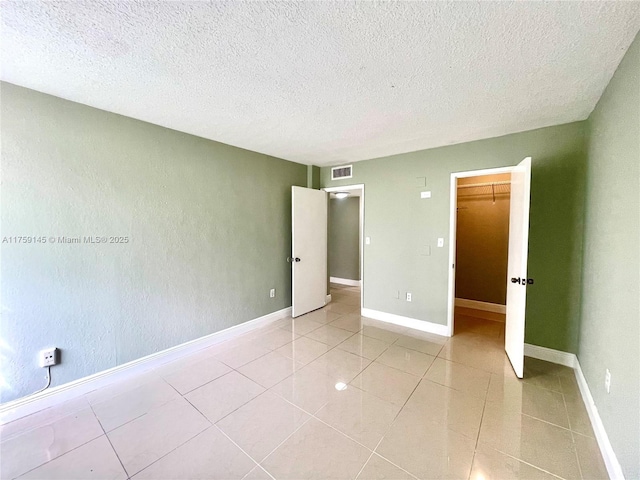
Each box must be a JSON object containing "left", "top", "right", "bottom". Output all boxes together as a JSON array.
[
  {"left": 88, "top": 401, "right": 130, "bottom": 479},
  {"left": 562, "top": 391, "right": 586, "bottom": 480},
  {"left": 118, "top": 383, "right": 215, "bottom": 478},
  {"left": 214, "top": 424, "right": 280, "bottom": 479},
  {"left": 7, "top": 410, "right": 105, "bottom": 479},
  {"left": 365, "top": 438, "right": 420, "bottom": 480}
]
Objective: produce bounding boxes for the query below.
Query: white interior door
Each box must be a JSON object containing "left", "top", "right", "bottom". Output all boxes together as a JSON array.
[
  {"left": 505, "top": 156, "right": 532, "bottom": 378},
  {"left": 292, "top": 186, "right": 328, "bottom": 317}
]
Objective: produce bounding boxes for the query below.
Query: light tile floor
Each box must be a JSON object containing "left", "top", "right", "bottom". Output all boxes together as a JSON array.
[{"left": 0, "top": 285, "right": 608, "bottom": 479}]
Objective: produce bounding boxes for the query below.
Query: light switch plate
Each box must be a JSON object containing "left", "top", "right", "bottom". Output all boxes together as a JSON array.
[
  {"left": 437, "top": 238, "right": 444, "bottom": 247},
  {"left": 365, "top": 237, "right": 371, "bottom": 245}
]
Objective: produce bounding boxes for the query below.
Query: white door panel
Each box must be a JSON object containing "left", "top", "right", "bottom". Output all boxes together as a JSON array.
[
  {"left": 292, "top": 186, "right": 328, "bottom": 318},
  {"left": 505, "top": 157, "right": 532, "bottom": 378}
]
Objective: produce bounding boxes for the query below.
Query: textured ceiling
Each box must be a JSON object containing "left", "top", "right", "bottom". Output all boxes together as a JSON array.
[{"left": 2, "top": 1, "right": 640, "bottom": 166}]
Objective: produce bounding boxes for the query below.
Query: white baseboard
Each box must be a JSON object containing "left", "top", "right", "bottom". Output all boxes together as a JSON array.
[
  {"left": 0, "top": 307, "right": 292, "bottom": 425},
  {"left": 523, "top": 344, "right": 623, "bottom": 479},
  {"left": 330, "top": 277, "right": 361, "bottom": 287},
  {"left": 574, "top": 359, "right": 624, "bottom": 480},
  {"left": 326, "top": 294, "right": 332, "bottom": 304},
  {"left": 524, "top": 343, "right": 577, "bottom": 368},
  {"left": 361, "top": 308, "right": 449, "bottom": 337},
  {"left": 455, "top": 298, "right": 506, "bottom": 315}
]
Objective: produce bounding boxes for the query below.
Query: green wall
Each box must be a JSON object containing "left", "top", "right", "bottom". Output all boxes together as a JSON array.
[
  {"left": 321, "top": 122, "right": 587, "bottom": 352},
  {"left": 579, "top": 33, "right": 639, "bottom": 479},
  {"left": 329, "top": 197, "right": 360, "bottom": 281},
  {"left": 0, "top": 82, "right": 307, "bottom": 403}
]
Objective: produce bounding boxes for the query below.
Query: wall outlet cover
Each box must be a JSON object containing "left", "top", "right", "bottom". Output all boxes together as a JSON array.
[
  {"left": 420, "top": 191, "right": 431, "bottom": 199},
  {"left": 40, "top": 347, "right": 60, "bottom": 367}
]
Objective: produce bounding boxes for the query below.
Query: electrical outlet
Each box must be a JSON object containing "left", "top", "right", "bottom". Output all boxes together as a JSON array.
[
  {"left": 270, "top": 288, "right": 276, "bottom": 298},
  {"left": 39, "top": 348, "right": 59, "bottom": 367},
  {"left": 605, "top": 369, "right": 611, "bottom": 393},
  {"left": 406, "top": 292, "right": 412, "bottom": 302}
]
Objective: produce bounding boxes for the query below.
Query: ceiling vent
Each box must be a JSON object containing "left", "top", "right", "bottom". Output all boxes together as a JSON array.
[{"left": 331, "top": 165, "right": 353, "bottom": 180}]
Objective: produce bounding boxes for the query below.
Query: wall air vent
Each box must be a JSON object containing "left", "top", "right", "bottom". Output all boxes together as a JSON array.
[{"left": 331, "top": 164, "right": 353, "bottom": 180}]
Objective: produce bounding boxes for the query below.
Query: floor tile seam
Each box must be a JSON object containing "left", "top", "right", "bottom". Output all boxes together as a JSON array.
[
  {"left": 241, "top": 464, "right": 275, "bottom": 480},
  {"left": 224, "top": 346, "right": 286, "bottom": 371},
  {"left": 84, "top": 375, "right": 163, "bottom": 410},
  {"left": 520, "top": 379, "right": 564, "bottom": 395},
  {"left": 126, "top": 424, "right": 217, "bottom": 480},
  {"left": 383, "top": 369, "right": 425, "bottom": 426},
  {"left": 109, "top": 397, "right": 213, "bottom": 477},
  {"left": 104, "top": 381, "right": 184, "bottom": 433},
  {"left": 473, "top": 394, "right": 489, "bottom": 451},
  {"left": 305, "top": 412, "right": 376, "bottom": 454},
  {"left": 562, "top": 394, "right": 587, "bottom": 480},
  {"left": 353, "top": 449, "right": 377, "bottom": 480},
  {"left": 417, "top": 376, "right": 489, "bottom": 404},
  {"left": 519, "top": 411, "right": 574, "bottom": 433},
  {"left": 252, "top": 413, "right": 316, "bottom": 468},
  {"left": 466, "top": 450, "right": 479, "bottom": 480},
  {"left": 430, "top": 354, "right": 496, "bottom": 376},
  {"left": 367, "top": 358, "right": 424, "bottom": 380},
  {"left": 482, "top": 394, "right": 574, "bottom": 432},
  {"left": 83, "top": 374, "right": 175, "bottom": 414},
  {"left": 88, "top": 401, "right": 130, "bottom": 479},
  {"left": 277, "top": 323, "right": 324, "bottom": 336},
  {"left": 6, "top": 425, "right": 105, "bottom": 479},
  {"left": 327, "top": 321, "right": 364, "bottom": 334},
  {"left": 559, "top": 389, "right": 581, "bottom": 436},
  {"left": 189, "top": 381, "right": 268, "bottom": 425},
  {"left": 212, "top": 423, "right": 277, "bottom": 478},
  {"left": 475, "top": 443, "right": 569, "bottom": 480},
  {"left": 165, "top": 368, "right": 232, "bottom": 397},
  {"left": 0, "top": 400, "right": 94, "bottom": 444},
  {"left": 391, "top": 338, "right": 445, "bottom": 357},
  {"left": 369, "top": 440, "right": 420, "bottom": 480}
]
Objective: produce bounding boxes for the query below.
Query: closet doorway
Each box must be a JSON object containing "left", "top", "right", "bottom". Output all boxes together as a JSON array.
[
  {"left": 446, "top": 158, "right": 532, "bottom": 378},
  {"left": 455, "top": 172, "right": 512, "bottom": 330}
]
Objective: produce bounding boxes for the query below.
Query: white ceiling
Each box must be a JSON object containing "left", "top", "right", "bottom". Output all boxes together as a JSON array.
[{"left": 2, "top": 2, "right": 639, "bottom": 166}]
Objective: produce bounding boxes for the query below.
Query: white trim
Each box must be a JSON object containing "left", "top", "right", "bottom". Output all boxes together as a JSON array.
[
  {"left": 524, "top": 343, "right": 576, "bottom": 368},
  {"left": 323, "top": 184, "right": 365, "bottom": 311},
  {"left": 325, "top": 294, "right": 332, "bottom": 304},
  {"left": 574, "top": 359, "right": 625, "bottom": 480},
  {"left": 330, "top": 277, "right": 361, "bottom": 287},
  {"left": 447, "top": 166, "right": 515, "bottom": 337},
  {"left": 361, "top": 308, "right": 449, "bottom": 337},
  {"left": 522, "top": 344, "right": 623, "bottom": 479},
  {"left": 455, "top": 298, "right": 506, "bottom": 315},
  {"left": 0, "top": 307, "right": 292, "bottom": 425}
]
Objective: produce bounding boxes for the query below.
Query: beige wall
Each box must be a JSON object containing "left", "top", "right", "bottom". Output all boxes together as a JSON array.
[{"left": 455, "top": 173, "right": 511, "bottom": 305}]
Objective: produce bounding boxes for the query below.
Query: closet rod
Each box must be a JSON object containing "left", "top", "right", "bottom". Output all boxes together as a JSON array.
[{"left": 457, "top": 181, "right": 510, "bottom": 189}]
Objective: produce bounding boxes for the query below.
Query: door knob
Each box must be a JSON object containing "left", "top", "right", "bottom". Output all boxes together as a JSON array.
[
  {"left": 294, "top": 257, "right": 301, "bottom": 262},
  {"left": 511, "top": 277, "right": 534, "bottom": 285}
]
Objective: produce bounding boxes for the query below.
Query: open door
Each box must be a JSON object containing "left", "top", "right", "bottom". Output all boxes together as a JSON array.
[
  {"left": 505, "top": 157, "right": 532, "bottom": 378},
  {"left": 291, "top": 186, "right": 328, "bottom": 317}
]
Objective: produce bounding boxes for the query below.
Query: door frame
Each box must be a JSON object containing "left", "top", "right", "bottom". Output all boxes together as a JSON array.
[
  {"left": 446, "top": 167, "right": 515, "bottom": 337},
  {"left": 323, "top": 184, "right": 365, "bottom": 311}
]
